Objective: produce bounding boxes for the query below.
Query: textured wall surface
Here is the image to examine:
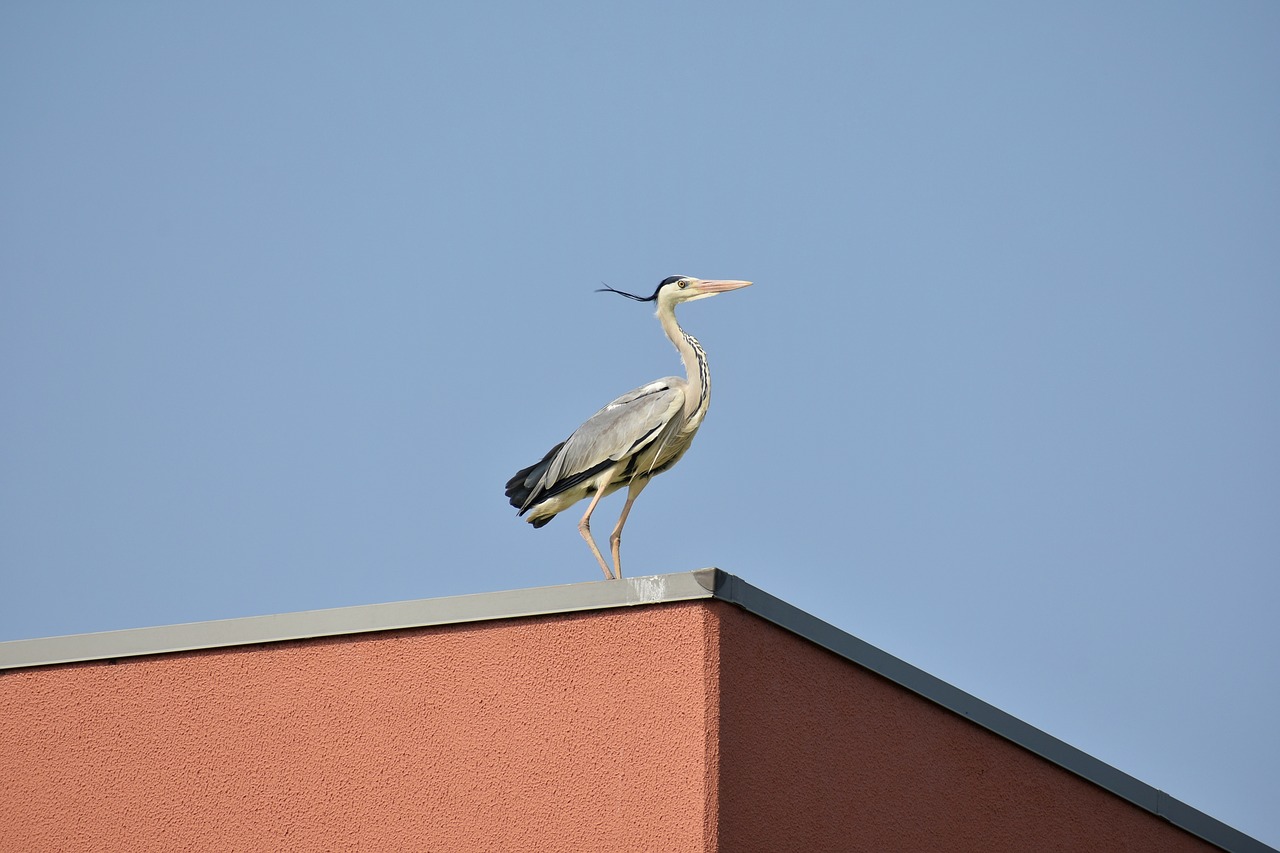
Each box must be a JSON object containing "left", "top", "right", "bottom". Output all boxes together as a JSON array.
[
  {"left": 1, "top": 603, "right": 719, "bottom": 853},
  {"left": 713, "top": 603, "right": 1221, "bottom": 853},
  {"left": 2, "top": 597, "right": 1230, "bottom": 852}
]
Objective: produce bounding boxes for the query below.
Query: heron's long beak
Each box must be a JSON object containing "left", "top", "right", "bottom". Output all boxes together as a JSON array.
[{"left": 697, "top": 279, "right": 753, "bottom": 294}]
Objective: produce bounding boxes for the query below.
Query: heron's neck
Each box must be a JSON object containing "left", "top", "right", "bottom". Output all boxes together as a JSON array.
[{"left": 659, "top": 303, "right": 710, "bottom": 429}]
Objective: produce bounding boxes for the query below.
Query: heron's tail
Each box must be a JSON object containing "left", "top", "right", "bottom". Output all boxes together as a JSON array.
[{"left": 505, "top": 441, "right": 565, "bottom": 521}]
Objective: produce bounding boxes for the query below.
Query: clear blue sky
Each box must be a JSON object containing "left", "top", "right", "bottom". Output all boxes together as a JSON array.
[{"left": 3, "top": 2, "right": 1277, "bottom": 846}]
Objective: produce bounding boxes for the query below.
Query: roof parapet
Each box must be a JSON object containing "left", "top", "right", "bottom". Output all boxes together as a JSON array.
[{"left": 1, "top": 569, "right": 1273, "bottom": 853}]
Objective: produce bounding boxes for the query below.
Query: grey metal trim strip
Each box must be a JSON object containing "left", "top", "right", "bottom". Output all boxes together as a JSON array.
[
  {"left": 0, "top": 571, "right": 715, "bottom": 670},
  {"left": 1, "top": 567, "right": 1272, "bottom": 853}
]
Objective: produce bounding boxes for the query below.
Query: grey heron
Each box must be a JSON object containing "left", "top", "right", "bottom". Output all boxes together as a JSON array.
[{"left": 505, "top": 275, "right": 753, "bottom": 579}]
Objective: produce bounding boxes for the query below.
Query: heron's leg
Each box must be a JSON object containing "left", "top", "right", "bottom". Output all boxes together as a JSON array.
[
  {"left": 577, "top": 487, "right": 614, "bottom": 580},
  {"left": 609, "top": 479, "right": 649, "bottom": 579}
]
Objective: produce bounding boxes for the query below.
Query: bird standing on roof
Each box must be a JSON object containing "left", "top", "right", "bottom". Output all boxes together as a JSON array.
[{"left": 506, "top": 275, "right": 753, "bottom": 580}]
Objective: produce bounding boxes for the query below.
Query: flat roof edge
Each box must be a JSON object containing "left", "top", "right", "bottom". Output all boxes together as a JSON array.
[
  {"left": 1, "top": 568, "right": 1271, "bottom": 853},
  {"left": 0, "top": 569, "right": 718, "bottom": 670}
]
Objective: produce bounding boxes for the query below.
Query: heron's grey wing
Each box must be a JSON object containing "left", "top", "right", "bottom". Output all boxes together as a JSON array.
[{"left": 537, "top": 379, "right": 685, "bottom": 498}]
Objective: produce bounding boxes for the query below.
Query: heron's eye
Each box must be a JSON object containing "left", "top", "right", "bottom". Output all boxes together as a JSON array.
[{"left": 677, "top": 280, "right": 688, "bottom": 289}]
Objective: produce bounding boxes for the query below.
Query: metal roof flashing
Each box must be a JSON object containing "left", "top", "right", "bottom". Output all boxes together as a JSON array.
[
  {"left": 0, "top": 570, "right": 722, "bottom": 671},
  {"left": 0, "top": 569, "right": 1272, "bottom": 853}
]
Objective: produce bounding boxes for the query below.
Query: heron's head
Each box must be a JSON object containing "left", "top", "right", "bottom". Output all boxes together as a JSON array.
[{"left": 598, "top": 275, "right": 753, "bottom": 307}]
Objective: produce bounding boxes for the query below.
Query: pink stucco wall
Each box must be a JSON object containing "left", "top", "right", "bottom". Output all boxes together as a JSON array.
[
  {"left": 1, "top": 598, "right": 1227, "bottom": 851},
  {"left": 1, "top": 603, "right": 719, "bottom": 852},
  {"left": 715, "top": 604, "right": 1219, "bottom": 852}
]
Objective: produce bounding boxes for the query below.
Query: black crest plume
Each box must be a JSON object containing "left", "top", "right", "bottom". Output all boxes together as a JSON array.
[
  {"left": 596, "top": 283, "right": 656, "bottom": 302},
  {"left": 596, "top": 275, "right": 687, "bottom": 302}
]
